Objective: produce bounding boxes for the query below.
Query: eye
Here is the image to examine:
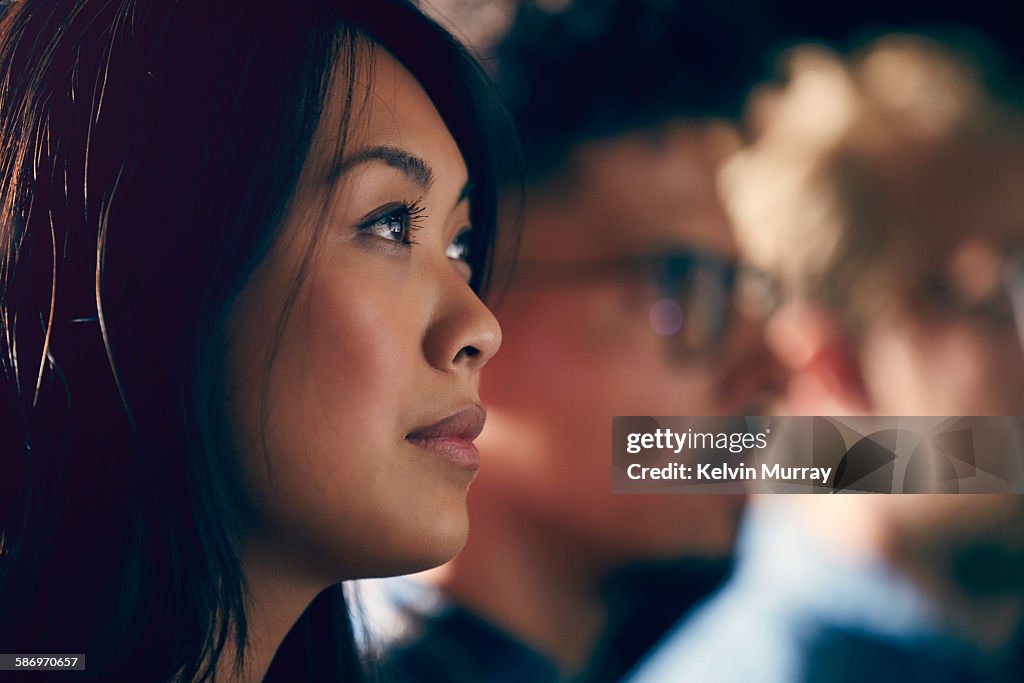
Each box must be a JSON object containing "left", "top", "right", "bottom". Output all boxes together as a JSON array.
[
  {"left": 359, "top": 200, "right": 427, "bottom": 245},
  {"left": 446, "top": 228, "right": 472, "bottom": 262},
  {"left": 447, "top": 228, "right": 474, "bottom": 281}
]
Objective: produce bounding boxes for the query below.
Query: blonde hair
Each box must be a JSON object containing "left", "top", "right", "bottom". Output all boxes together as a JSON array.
[{"left": 723, "top": 34, "right": 1024, "bottom": 326}]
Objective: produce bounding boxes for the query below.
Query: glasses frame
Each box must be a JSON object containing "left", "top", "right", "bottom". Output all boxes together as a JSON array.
[{"left": 511, "top": 249, "right": 777, "bottom": 359}]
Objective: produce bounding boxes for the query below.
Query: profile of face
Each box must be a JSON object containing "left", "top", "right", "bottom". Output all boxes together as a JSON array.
[
  {"left": 475, "top": 124, "right": 783, "bottom": 571},
  {"left": 225, "top": 46, "right": 501, "bottom": 581},
  {"left": 850, "top": 144, "right": 1024, "bottom": 417},
  {"left": 847, "top": 150, "right": 1024, "bottom": 636},
  {"left": 751, "top": 94, "right": 1024, "bottom": 617}
]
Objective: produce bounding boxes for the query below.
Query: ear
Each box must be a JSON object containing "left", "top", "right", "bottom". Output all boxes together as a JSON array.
[{"left": 765, "top": 301, "right": 871, "bottom": 415}]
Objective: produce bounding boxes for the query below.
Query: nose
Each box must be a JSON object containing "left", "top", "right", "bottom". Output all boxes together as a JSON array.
[
  {"left": 714, "top": 306, "right": 788, "bottom": 411},
  {"left": 423, "top": 276, "right": 502, "bottom": 373}
]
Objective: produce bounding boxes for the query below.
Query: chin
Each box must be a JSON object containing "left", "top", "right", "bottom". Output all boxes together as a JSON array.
[
  {"left": 372, "top": 507, "right": 470, "bottom": 578},
  {"left": 419, "top": 510, "right": 471, "bottom": 568}
]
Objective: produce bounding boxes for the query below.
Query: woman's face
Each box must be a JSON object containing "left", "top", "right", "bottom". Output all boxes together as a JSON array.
[{"left": 225, "top": 46, "right": 501, "bottom": 580}]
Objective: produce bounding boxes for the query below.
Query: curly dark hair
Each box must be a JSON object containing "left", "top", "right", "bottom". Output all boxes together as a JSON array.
[{"left": 491, "top": 0, "right": 773, "bottom": 180}]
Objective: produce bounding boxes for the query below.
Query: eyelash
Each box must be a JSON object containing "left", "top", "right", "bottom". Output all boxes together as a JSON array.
[
  {"left": 357, "top": 199, "right": 474, "bottom": 267},
  {"left": 358, "top": 200, "right": 428, "bottom": 246}
]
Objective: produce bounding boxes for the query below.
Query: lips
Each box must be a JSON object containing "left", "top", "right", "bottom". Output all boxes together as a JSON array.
[{"left": 406, "top": 405, "right": 486, "bottom": 470}]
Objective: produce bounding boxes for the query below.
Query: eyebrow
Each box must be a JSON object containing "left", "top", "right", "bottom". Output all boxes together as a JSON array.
[
  {"left": 331, "top": 145, "right": 475, "bottom": 210},
  {"left": 330, "top": 145, "right": 435, "bottom": 192}
]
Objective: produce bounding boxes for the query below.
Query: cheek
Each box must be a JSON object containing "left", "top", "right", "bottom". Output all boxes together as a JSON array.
[
  {"left": 937, "top": 326, "right": 1024, "bottom": 414},
  {"left": 479, "top": 295, "right": 740, "bottom": 562},
  {"left": 485, "top": 292, "right": 720, "bottom": 435},
  {"left": 225, "top": 256, "right": 444, "bottom": 577},
  {"left": 290, "top": 268, "right": 417, "bottom": 429},
  {"left": 261, "top": 259, "right": 419, "bottom": 471},
  {"left": 865, "top": 321, "right": 1024, "bottom": 414}
]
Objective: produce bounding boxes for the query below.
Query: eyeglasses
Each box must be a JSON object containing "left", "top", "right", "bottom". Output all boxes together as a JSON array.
[{"left": 512, "top": 249, "right": 777, "bottom": 358}]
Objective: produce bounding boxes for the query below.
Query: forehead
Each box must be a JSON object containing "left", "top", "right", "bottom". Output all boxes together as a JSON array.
[
  {"left": 311, "top": 43, "right": 468, "bottom": 184},
  {"left": 874, "top": 138, "right": 1024, "bottom": 270},
  {"left": 520, "top": 123, "right": 737, "bottom": 262}
]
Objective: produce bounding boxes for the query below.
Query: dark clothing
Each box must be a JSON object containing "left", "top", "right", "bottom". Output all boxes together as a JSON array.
[{"left": 360, "top": 560, "right": 730, "bottom": 683}]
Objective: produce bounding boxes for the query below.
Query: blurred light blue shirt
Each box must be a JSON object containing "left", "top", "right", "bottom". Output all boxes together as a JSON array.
[{"left": 623, "top": 502, "right": 1004, "bottom": 683}]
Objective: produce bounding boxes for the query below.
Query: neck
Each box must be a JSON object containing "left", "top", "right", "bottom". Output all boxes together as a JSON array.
[
  {"left": 215, "top": 543, "right": 325, "bottom": 683},
  {"left": 436, "top": 502, "right": 609, "bottom": 675}
]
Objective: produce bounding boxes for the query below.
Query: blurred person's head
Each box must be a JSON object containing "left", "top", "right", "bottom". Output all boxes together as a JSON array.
[
  {"left": 725, "top": 34, "right": 1024, "bottom": 650},
  {"left": 464, "top": 0, "right": 782, "bottom": 581},
  {"left": 726, "top": 34, "right": 1024, "bottom": 416}
]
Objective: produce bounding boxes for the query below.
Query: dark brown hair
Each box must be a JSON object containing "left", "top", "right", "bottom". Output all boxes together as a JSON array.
[{"left": 0, "top": 1, "right": 515, "bottom": 680}]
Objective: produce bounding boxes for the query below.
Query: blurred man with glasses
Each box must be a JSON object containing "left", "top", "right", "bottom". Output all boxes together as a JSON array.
[
  {"left": 627, "top": 33, "right": 1024, "bottom": 683},
  {"left": 361, "top": 1, "right": 784, "bottom": 681}
]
